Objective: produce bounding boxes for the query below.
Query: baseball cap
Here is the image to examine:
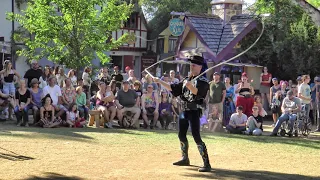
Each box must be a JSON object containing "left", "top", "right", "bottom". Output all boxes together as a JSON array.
[
  {"left": 314, "top": 77, "right": 320, "bottom": 82},
  {"left": 297, "top": 76, "right": 302, "bottom": 81},
  {"left": 125, "top": 66, "right": 131, "bottom": 70},
  {"left": 213, "top": 72, "right": 220, "bottom": 76},
  {"left": 272, "top": 77, "right": 278, "bottom": 81},
  {"left": 123, "top": 80, "right": 130, "bottom": 84}
]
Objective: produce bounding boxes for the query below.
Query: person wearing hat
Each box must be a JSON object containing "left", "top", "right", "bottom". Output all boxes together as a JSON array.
[
  {"left": 270, "top": 90, "right": 301, "bottom": 136},
  {"left": 123, "top": 66, "right": 131, "bottom": 81},
  {"left": 153, "top": 55, "right": 212, "bottom": 172},
  {"left": 296, "top": 76, "right": 302, "bottom": 86},
  {"left": 111, "top": 66, "right": 124, "bottom": 89},
  {"left": 23, "top": 60, "right": 43, "bottom": 88},
  {"left": 208, "top": 72, "right": 226, "bottom": 122}
]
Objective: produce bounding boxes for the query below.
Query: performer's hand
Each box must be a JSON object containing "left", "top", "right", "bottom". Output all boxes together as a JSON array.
[
  {"left": 185, "top": 81, "right": 193, "bottom": 89},
  {"left": 153, "top": 77, "right": 160, "bottom": 83}
]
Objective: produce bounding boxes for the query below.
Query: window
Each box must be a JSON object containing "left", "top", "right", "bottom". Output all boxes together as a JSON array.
[
  {"left": 124, "top": 13, "right": 137, "bottom": 29},
  {"left": 157, "top": 38, "right": 164, "bottom": 54},
  {"left": 168, "top": 39, "right": 177, "bottom": 52}
]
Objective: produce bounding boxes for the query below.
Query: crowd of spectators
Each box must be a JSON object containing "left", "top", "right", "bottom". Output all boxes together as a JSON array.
[{"left": 0, "top": 60, "right": 319, "bottom": 135}]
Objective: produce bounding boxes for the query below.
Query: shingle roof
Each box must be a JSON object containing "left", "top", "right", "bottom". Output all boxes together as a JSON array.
[{"left": 186, "top": 14, "right": 255, "bottom": 55}]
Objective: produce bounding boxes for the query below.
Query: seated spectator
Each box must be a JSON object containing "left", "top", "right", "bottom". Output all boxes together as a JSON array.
[
  {"left": 127, "top": 69, "right": 138, "bottom": 88},
  {"left": 75, "top": 86, "right": 88, "bottom": 119},
  {"left": 15, "top": 79, "right": 31, "bottom": 127},
  {"left": 66, "top": 103, "right": 86, "bottom": 128},
  {"left": 207, "top": 105, "right": 223, "bottom": 132},
  {"left": 109, "top": 80, "right": 118, "bottom": 96},
  {"left": 115, "top": 81, "right": 141, "bottom": 128},
  {"left": 160, "top": 73, "right": 171, "bottom": 94},
  {"left": 245, "top": 106, "right": 263, "bottom": 136},
  {"left": 254, "top": 95, "right": 267, "bottom": 117},
  {"left": 226, "top": 106, "right": 247, "bottom": 134},
  {"left": 141, "top": 84, "right": 159, "bottom": 129},
  {"left": 96, "top": 82, "right": 116, "bottom": 128},
  {"left": 133, "top": 81, "right": 142, "bottom": 108},
  {"left": 143, "top": 74, "right": 158, "bottom": 93},
  {"left": 29, "top": 78, "right": 43, "bottom": 124},
  {"left": 40, "top": 94, "right": 61, "bottom": 128},
  {"left": 39, "top": 66, "right": 52, "bottom": 89},
  {"left": 169, "top": 70, "right": 179, "bottom": 84},
  {"left": 270, "top": 90, "right": 301, "bottom": 136},
  {"left": 0, "top": 90, "right": 15, "bottom": 119},
  {"left": 159, "top": 90, "right": 173, "bottom": 130},
  {"left": 61, "top": 78, "right": 76, "bottom": 109},
  {"left": 43, "top": 76, "right": 66, "bottom": 121}
]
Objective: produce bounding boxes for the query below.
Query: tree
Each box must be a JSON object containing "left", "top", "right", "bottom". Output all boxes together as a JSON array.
[
  {"left": 7, "top": 0, "right": 133, "bottom": 69},
  {"left": 238, "top": 0, "right": 320, "bottom": 79},
  {"left": 307, "top": 0, "right": 320, "bottom": 8}
]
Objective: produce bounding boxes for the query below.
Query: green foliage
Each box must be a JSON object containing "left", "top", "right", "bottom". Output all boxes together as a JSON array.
[
  {"left": 307, "top": 0, "right": 320, "bottom": 8},
  {"left": 140, "top": 0, "right": 211, "bottom": 39},
  {"left": 239, "top": 0, "right": 320, "bottom": 79},
  {"left": 7, "top": 0, "right": 133, "bottom": 69}
]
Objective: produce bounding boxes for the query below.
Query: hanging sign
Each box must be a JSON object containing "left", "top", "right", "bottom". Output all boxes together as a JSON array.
[{"left": 169, "top": 18, "right": 185, "bottom": 36}]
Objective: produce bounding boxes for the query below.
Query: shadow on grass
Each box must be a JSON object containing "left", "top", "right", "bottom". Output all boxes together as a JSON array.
[
  {"left": 0, "top": 123, "right": 146, "bottom": 142},
  {"left": 24, "top": 172, "right": 83, "bottom": 180},
  {"left": 0, "top": 146, "right": 35, "bottom": 161},
  {"left": 183, "top": 167, "right": 320, "bottom": 180}
]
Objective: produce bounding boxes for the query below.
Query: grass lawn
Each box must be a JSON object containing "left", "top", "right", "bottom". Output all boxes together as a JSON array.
[{"left": 0, "top": 121, "right": 320, "bottom": 180}]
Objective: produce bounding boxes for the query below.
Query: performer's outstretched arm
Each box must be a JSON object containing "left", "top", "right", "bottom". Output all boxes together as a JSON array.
[{"left": 153, "top": 78, "right": 172, "bottom": 91}]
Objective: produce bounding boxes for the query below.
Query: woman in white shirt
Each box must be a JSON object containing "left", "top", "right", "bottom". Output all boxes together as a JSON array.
[{"left": 298, "top": 75, "right": 312, "bottom": 119}]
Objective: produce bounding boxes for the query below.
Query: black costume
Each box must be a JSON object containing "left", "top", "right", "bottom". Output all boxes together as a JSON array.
[{"left": 169, "top": 56, "right": 211, "bottom": 172}]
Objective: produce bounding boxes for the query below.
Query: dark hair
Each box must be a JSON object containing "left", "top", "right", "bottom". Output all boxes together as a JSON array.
[
  {"left": 53, "top": 66, "right": 60, "bottom": 75},
  {"left": 64, "top": 77, "right": 71, "bottom": 83},
  {"left": 41, "top": 94, "right": 53, "bottom": 105},
  {"left": 84, "top": 67, "right": 91, "bottom": 73},
  {"left": 237, "top": 106, "right": 243, "bottom": 111},
  {"left": 68, "top": 102, "right": 77, "bottom": 112},
  {"left": 68, "top": 69, "right": 76, "bottom": 77},
  {"left": 109, "top": 80, "right": 117, "bottom": 88}
]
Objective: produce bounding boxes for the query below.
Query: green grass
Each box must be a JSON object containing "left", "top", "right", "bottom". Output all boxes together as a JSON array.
[{"left": 0, "top": 122, "right": 320, "bottom": 180}]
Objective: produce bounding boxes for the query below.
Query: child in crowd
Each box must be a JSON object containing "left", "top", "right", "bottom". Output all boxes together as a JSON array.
[
  {"left": 159, "top": 90, "right": 173, "bottom": 130},
  {"left": 207, "top": 105, "right": 223, "bottom": 132},
  {"left": 254, "top": 95, "right": 267, "bottom": 117},
  {"left": 66, "top": 103, "right": 86, "bottom": 128}
]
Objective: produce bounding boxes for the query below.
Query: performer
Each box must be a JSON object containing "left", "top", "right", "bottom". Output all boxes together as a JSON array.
[{"left": 153, "top": 56, "right": 211, "bottom": 172}]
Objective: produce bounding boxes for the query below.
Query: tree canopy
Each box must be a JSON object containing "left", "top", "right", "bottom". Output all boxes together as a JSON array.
[
  {"left": 7, "top": 0, "right": 133, "bottom": 69},
  {"left": 307, "top": 0, "right": 320, "bottom": 8},
  {"left": 238, "top": 0, "right": 320, "bottom": 80}
]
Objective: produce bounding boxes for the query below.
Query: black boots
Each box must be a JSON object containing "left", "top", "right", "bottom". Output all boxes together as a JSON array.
[
  {"left": 197, "top": 142, "right": 211, "bottom": 172},
  {"left": 173, "top": 141, "right": 190, "bottom": 166}
]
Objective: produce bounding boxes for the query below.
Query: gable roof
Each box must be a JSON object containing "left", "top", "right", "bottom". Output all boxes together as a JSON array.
[{"left": 185, "top": 14, "right": 256, "bottom": 57}]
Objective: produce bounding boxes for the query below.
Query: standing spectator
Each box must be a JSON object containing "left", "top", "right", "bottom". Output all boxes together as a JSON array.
[
  {"left": 159, "top": 90, "right": 173, "bottom": 129},
  {"left": 297, "top": 76, "right": 302, "bottom": 87},
  {"left": 56, "top": 67, "right": 67, "bottom": 87},
  {"left": 82, "top": 67, "right": 92, "bottom": 98},
  {"left": 298, "top": 75, "right": 312, "bottom": 120},
  {"left": 115, "top": 81, "right": 141, "bottom": 128},
  {"left": 260, "top": 67, "right": 272, "bottom": 106},
  {"left": 169, "top": 70, "right": 179, "bottom": 84},
  {"left": 208, "top": 72, "right": 226, "bottom": 121},
  {"left": 123, "top": 66, "right": 131, "bottom": 81},
  {"left": 233, "top": 79, "right": 242, "bottom": 103},
  {"left": 235, "top": 73, "right": 255, "bottom": 117},
  {"left": 39, "top": 66, "right": 52, "bottom": 89},
  {"left": 43, "top": 76, "right": 66, "bottom": 121},
  {"left": 75, "top": 86, "right": 88, "bottom": 119},
  {"left": 270, "top": 91, "right": 281, "bottom": 126},
  {"left": 310, "top": 77, "right": 320, "bottom": 125},
  {"left": 98, "top": 67, "right": 111, "bottom": 85},
  {"left": 223, "top": 77, "right": 235, "bottom": 126},
  {"left": 315, "top": 78, "right": 320, "bottom": 132},
  {"left": 61, "top": 78, "right": 76, "bottom": 109},
  {"left": 141, "top": 84, "right": 159, "bottom": 129},
  {"left": 111, "top": 66, "right": 123, "bottom": 89},
  {"left": 270, "top": 78, "right": 281, "bottom": 126},
  {"left": 24, "top": 60, "right": 42, "bottom": 87},
  {"left": 226, "top": 106, "right": 247, "bottom": 134},
  {"left": 143, "top": 74, "right": 158, "bottom": 93},
  {"left": 127, "top": 69, "right": 138, "bottom": 88},
  {"left": 29, "top": 78, "right": 43, "bottom": 124},
  {"left": 280, "top": 81, "right": 289, "bottom": 100},
  {"left": 67, "top": 69, "right": 77, "bottom": 87},
  {"left": 15, "top": 79, "right": 31, "bottom": 127},
  {"left": 245, "top": 106, "right": 263, "bottom": 136},
  {"left": 0, "top": 60, "right": 21, "bottom": 95}
]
